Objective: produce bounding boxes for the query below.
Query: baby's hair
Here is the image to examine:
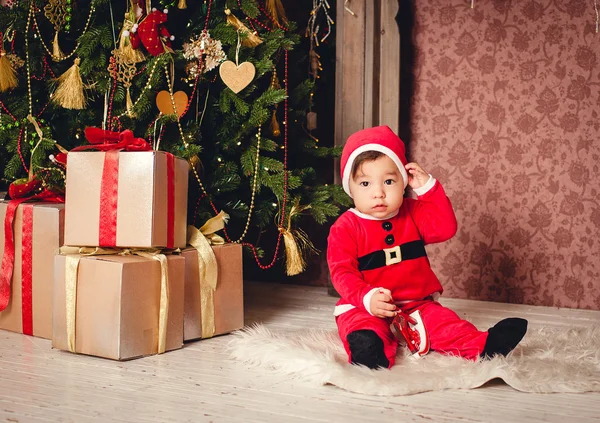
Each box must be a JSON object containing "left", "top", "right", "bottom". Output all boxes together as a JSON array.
[{"left": 351, "top": 151, "right": 385, "bottom": 178}]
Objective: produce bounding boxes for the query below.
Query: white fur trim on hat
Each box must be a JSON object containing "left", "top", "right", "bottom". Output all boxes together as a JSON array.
[{"left": 342, "top": 143, "right": 408, "bottom": 198}]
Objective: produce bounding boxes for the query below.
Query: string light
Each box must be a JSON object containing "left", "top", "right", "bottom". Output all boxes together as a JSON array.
[
  {"left": 30, "top": 1, "right": 96, "bottom": 62},
  {"left": 25, "top": 5, "right": 35, "bottom": 115},
  {"left": 344, "top": 0, "right": 356, "bottom": 16},
  {"left": 231, "top": 127, "right": 262, "bottom": 243},
  {"left": 40, "top": 163, "right": 66, "bottom": 182},
  {"left": 307, "top": 0, "right": 334, "bottom": 45}
]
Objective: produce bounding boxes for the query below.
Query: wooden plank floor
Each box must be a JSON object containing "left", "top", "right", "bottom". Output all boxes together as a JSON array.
[{"left": 2, "top": 281, "right": 600, "bottom": 423}]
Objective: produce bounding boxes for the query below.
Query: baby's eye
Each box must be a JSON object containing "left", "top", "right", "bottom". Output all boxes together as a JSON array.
[
  {"left": 360, "top": 181, "right": 369, "bottom": 187},
  {"left": 384, "top": 179, "right": 395, "bottom": 185}
]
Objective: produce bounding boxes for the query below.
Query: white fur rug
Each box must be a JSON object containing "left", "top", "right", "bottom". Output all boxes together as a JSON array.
[{"left": 228, "top": 324, "right": 600, "bottom": 396}]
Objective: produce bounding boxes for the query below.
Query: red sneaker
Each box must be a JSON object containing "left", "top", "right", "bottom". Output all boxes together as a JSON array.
[{"left": 390, "top": 310, "right": 430, "bottom": 358}]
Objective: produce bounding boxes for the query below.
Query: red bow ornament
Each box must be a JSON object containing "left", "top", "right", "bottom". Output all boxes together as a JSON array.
[
  {"left": 73, "top": 127, "right": 152, "bottom": 152},
  {"left": 8, "top": 178, "right": 43, "bottom": 200}
]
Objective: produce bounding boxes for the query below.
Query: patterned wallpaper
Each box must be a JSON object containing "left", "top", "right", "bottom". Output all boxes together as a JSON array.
[{"left": 409, "top": 0, "right": 600, "bottom": 310}]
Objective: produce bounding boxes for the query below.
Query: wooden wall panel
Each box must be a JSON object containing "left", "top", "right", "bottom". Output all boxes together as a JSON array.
[
  {"left": 378, "top": 1, "right": 400, "bottom": 131},
  {"left": 334, "top": 0, "right": 367, "bottom": 183},
  {"left": 334, "top": 0, "right": 401, "bottom": 170}
]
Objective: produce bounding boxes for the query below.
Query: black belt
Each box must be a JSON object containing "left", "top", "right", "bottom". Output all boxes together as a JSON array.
[{"left": 358, "top": 240, "right": 427, "bottom": 271}]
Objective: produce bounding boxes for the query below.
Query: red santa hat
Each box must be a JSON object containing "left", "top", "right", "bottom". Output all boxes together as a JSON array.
[
  {"left": 340, "top": 125, "right": 408, "bottom": 197},
  {"left": 129, "top": 9, "right": 173, "bottom": 57}
]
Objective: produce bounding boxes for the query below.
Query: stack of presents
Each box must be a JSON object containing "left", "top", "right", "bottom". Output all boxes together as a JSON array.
[{"left": 0, "top": 128, "right": 244, "bottom": 360}]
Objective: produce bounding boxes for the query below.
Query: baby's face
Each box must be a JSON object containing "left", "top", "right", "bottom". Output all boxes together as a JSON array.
[{"left": 349, "top": 155, "right": 405, "bottom": 219}]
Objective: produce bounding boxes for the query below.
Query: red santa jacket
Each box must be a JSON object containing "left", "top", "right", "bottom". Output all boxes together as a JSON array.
[{"left": 327, "top": 180, "right": 457, "bottom": 315}]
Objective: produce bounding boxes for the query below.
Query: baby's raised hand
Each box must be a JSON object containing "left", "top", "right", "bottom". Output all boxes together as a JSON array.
[
  {"left": 405, "top": 162, "right": 430, "bottom": 190},
  {"left": 370, "top": 288, "right": 397, "bottom": 318}
]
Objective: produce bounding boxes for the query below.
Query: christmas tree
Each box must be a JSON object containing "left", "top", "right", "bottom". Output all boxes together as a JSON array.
[{"left": 0, "top": 0, "right": 349, "bottom": 275}]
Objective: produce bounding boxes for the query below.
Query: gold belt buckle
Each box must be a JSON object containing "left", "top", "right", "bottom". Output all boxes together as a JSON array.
[{"left": 384, "top": 245, "right": 402, "bottom": 266}]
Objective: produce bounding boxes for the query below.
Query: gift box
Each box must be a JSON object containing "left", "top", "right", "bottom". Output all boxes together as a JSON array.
[
  {"left": 52, "top": 253, "right": 184, "bottom": 360},
  {"left": 64, "top": 150, "right": 188, "bottom": 248},
  {"left": 182, "top": 244, "right": 244, "bottom": 341},
  {"left": 0, "top": 202, "right": 65, "bottom": 339}
]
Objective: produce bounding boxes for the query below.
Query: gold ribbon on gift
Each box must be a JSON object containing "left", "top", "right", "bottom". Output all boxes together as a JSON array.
[
  {"left": 187, "top": 211, "right": 229, "bottom": 338},
  {"left": 59, "top": 246, "right": 171, "bottom": 354}
]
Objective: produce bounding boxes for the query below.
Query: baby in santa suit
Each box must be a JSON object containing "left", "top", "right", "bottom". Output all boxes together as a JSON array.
[{"left": 327, "top": 126, "right": 528, "bottom": 369}]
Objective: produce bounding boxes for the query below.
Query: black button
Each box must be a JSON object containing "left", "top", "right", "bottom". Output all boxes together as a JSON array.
[
  {"left": 385, "top": 235, "right": 395, "bottom": 245},
  {"left": 382, "top": 221, "right": 392, "bottom": 231}
]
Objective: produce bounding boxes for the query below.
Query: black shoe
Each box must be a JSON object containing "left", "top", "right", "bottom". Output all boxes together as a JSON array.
[
  {"left": 481, "top": 318, "right": 528, "bottom": 359},
  {"left": 347, "top": 329, "right": 389, "bottom": 369}
]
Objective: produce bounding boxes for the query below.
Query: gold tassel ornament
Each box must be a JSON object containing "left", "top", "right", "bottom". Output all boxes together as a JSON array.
[
  {"left": 178, "top": 0, "right": 187, "bottom": 9},
  {"left": 125, "top": 87, "right": 135, "bottom": 116},
  {"left": 52, "top": 31, "right": 65, "bottom": 60},
  {"left": 279, "top": 203, "right": 319, "bottom": 276},
  {"left": 117, "top": 18, "right": 145, "bottom": 64},
  {"left": 270, "top": 110, "right": 280, "bottom": 137},
  {"left": 52, "top": 57, "right": 86, "bottom": 110},
  {"left": 269, "top": 69, "right": 281, "bottom": 136},
  {"left": 44, "top": 0, "right": 68, "bottom": 61},
  {"left": 109, "top": 41, "right": 138, "bottom": 117},
  {"left": 266, "top": 0, "right": 288, "bottom": 27},
  {"left": 225, "top": 9, "right": 263, "bottom": 47},
  {"left": 0, "top": 50, "right": 18, "bottom": 92},
  {"left": 280, "top": 227, "right": 304, "bottom": 276}
]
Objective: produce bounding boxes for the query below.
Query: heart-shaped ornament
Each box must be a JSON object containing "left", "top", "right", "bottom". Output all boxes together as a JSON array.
[
  {"left": 156, "top": 90, "right": 188, "bottom": 117},
  {"left": 219, "top": 60, "right": 256, "bottom": 94}
]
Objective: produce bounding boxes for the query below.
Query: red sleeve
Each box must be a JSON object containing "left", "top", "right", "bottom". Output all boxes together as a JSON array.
[
  {"left": 406, "top": 181, "right": 458, "bottom": 245},
  {"left": 327, "top": 216, "right": 374, "bottom": 311}
]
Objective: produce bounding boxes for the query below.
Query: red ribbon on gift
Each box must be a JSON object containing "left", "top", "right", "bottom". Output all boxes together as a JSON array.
[
  {"left": 98, "top": 150, "right": 120, "bottom": 246},
  {"left": 74, "top": 127, "right": 176, "bottom": 247},
  {"left": 0, "top": 189, "right": 64, "bottom": 336},
  {"left": 21, "top": 203, "right": 34, "bottom": 335},
  {"left": 166, "top": 152, "right": 175, "bottom": 249}
]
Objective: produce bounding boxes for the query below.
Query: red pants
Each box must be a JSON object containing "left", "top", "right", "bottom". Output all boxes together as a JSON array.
[{"left": 336, "top": 300, "right": 489, "bottom": 368}]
